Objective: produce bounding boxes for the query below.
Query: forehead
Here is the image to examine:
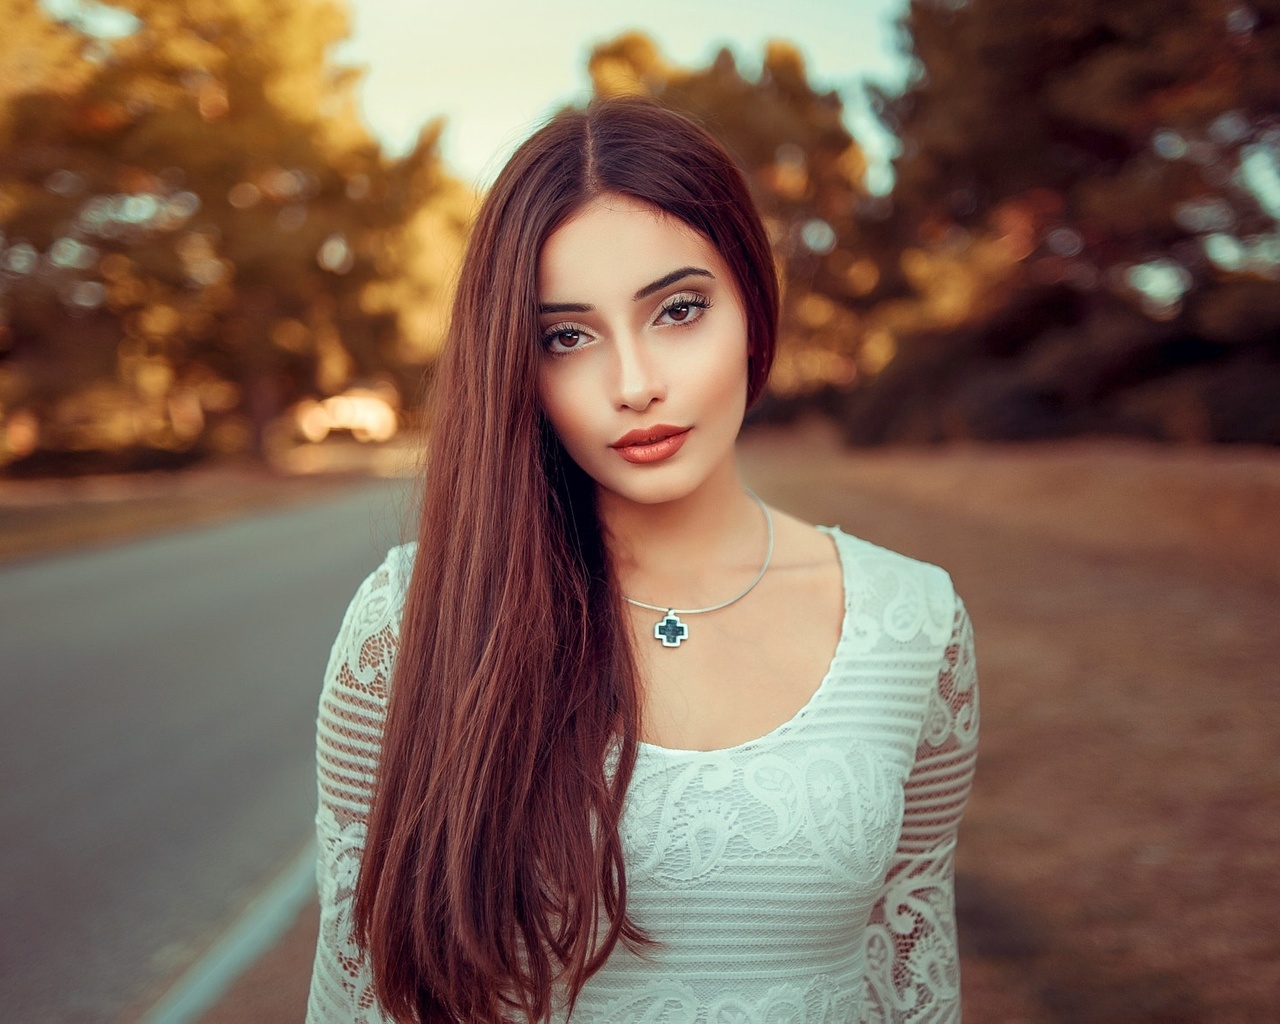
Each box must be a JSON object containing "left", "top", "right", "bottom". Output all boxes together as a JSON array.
[{"left": 537, "top": 194, "right": 724, "bottom": 300}]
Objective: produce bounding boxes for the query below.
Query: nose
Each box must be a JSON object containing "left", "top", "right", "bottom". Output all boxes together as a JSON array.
[{"left": 614, "top": 334, "right": 666, "bottom": 412}]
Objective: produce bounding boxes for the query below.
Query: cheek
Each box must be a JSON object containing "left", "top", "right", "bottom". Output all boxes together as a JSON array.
[
  {"left": 538, "top": 365, "right": 592, "bottom": 451},
  {"left": 698, "top": 316, "right": 750, "bottom": 407}
]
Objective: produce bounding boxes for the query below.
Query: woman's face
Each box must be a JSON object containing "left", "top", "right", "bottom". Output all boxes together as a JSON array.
[{"left": 536, "top": 193, "right": 750, "bottom": 506}]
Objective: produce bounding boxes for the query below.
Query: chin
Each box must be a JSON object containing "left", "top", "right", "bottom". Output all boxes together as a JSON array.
[{"left": 591, "top": 459, "right": 725, "bottom": 508}]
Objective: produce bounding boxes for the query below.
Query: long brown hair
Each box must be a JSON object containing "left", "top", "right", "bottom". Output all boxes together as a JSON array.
[{"left": 353, "top": 98, "right": 779, "bottom": 1023}]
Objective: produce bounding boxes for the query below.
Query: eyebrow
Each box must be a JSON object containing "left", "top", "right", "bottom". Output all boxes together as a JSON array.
[
  {"left": 537, "top": 266, "right": 715, "bottom": 315},
  {"left": 634, "top": 266, "right": 714, "bottom": 300}
]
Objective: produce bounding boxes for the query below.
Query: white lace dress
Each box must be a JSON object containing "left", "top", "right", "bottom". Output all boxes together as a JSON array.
[{"left": 306, "top": 527, "right": 979, "bottom": 1024}]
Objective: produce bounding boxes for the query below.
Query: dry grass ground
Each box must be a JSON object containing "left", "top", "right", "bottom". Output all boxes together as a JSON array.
[{"left": 9, "top": 427, "right": 1274, "bottom": 1023}]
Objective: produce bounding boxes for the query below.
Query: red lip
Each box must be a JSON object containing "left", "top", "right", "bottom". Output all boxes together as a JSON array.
[
  {"left": 611, "top": 424, "right": 689, "bottom": 448},
  {"left": 610, "top": 424, "right": 691, "bottom": 465}
]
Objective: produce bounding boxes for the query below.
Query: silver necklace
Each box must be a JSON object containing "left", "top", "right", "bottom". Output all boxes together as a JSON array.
[{"left": 623, "top": 491, "right": 774, "bottom": 648}]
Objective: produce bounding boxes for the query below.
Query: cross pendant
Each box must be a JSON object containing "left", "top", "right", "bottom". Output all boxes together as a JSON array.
[{"left": 653, "top": 611, "right": 689, "bottom": 647}]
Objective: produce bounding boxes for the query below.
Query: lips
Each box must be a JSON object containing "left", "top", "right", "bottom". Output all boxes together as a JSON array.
[{"left": 610, "top": 424, "right": 691, "bottom": 465}]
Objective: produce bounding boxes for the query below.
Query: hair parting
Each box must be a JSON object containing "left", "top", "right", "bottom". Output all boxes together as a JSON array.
[{"left": 352, "top": 97, "right": 779, "bottom": 1023}]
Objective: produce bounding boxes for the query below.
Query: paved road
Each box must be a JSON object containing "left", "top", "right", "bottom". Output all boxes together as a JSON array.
[{"left": 0, "top": 479, "right": 412, "bottom": 1023}]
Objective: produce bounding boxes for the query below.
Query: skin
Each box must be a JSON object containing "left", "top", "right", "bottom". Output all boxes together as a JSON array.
[{"left": 537, "top": 194, "right": 845, "bottom": 751}]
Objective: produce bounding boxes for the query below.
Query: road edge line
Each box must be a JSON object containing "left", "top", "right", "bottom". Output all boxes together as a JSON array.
[{"left": 138, "top": 840, "right": 316, "bottom": 1024}]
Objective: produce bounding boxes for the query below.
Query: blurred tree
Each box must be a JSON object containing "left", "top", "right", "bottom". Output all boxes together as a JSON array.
[
  {"left": 589, "top": 33, "right": 882, "bottom": 396},
  {"left": 0, "top": 0, "right": 94, "bottom": 113},
  {"left": 851, "top": 0, "right": 1280, "bottom": 443},
  {"left": 0, "top": 0, "right": 468, "bottom": 470}
]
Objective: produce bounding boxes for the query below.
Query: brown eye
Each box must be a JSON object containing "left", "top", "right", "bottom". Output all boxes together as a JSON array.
[
  {"left": 657, "top": 294, "right": 710, "bottom": 327},
  {"left": 541, "top": 324, "right": 592, "bottom": 355}
]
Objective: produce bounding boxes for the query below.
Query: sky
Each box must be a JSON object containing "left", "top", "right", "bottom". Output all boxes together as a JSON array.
[
  {"left": 42, "top": 0, "right": 914, "bottom": 191},
  {"left": 335, "top": 0, "right": 913, "bottom": 191}
]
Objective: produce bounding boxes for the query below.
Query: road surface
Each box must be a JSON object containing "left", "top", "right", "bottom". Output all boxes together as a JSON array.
[{"left": 0, "top": 479, "right": 411, "bottom": 1023}]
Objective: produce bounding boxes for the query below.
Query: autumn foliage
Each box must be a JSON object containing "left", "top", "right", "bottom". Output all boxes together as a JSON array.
[
  {"left": 0, "top": 0, "right": 470, "bottom": 471},
  {"left": 588, "top": 3, "right": 1280, "bottom": 444},
  {"left": 2, "top": 0, "right": 1279, "bottom": 473},
  {"left": 848, "top": 0, "right": 1280, "bottom": 443}
]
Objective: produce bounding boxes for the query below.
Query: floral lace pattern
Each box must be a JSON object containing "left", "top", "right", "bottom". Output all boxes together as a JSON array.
[
  {"left": 586, "top": 974, "right": 862, "bottom": 1024},
  {"left": 861, "top": 601, "right": 978, "bottom": 1024},
  {"left": 306, "top": 550, "right": 406, "bottom": 1024},
  {"left": 305, "top": 531, "right": 979, "bottom": 1024},
  {"left": 622, "top": 744, "right": 905, "bottom": 889}
]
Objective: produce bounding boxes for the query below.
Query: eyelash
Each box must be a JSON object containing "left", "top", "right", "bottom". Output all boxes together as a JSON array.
[
  {"left": 539, "top": 323, "right": 590, "bottom": 355},
  {"left": 539, "top": 293, "right": 713, "bottom": 355},
  {"left": 660, "top": 293, "right": 712, "bottom": 324}
]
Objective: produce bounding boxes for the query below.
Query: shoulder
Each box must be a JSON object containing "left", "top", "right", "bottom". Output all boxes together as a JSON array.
[
  {"left": 815, "top": 526, "right": 977, "bottom": 756},
  {"left": 321, "top": 542, "right": 417, "bottom": 709},
  {"left": 338, "top": 542, "right": 416, "bottom": 636},
  {"left": 817, "top": 523, "right": 958, "bottom": 652}
]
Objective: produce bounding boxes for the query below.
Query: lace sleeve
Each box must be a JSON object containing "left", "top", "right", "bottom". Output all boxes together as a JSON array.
[
  {"left": 305, "top": 550, "right": 409, "bottom": 1024},
  {"left": 862, "top": 595, "right": 980, "bottom": 1023}
]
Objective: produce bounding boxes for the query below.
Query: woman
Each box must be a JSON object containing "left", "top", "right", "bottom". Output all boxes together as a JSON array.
[{"left": 307, "top": 98, "right": 978, "bottom": 1024}]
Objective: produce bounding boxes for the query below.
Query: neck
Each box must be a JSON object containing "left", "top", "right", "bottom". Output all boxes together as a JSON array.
[{"left": 600, "top": 459, "right": 764, "bottom": 606}]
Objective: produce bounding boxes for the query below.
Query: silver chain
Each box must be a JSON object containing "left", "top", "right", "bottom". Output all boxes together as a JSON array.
[{"left": 622, "top": 491, "right": 774, "bottom": 616}]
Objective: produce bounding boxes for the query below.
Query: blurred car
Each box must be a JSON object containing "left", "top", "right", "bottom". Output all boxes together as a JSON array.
[{"left": 293, "top": 386, "right": 398, "bottom": 444}]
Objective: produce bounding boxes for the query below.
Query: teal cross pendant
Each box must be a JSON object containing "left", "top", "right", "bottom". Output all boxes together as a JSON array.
[{"left": 653, "top": 611, "right": 689, "bottom": 648}]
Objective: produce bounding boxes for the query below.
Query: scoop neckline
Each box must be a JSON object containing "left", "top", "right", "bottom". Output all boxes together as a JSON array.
[{"left": 636, "top": 524, "right": 850, "bottom": 758}]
